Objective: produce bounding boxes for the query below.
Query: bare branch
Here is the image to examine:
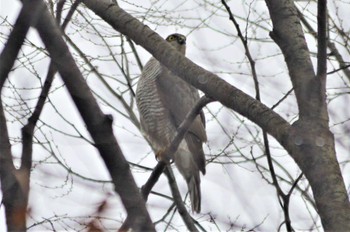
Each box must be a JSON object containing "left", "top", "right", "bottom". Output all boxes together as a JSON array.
[
  {"left": 163, "top": 96, "right": 214, "bottom": 161},
  {"left": 63, "top": 32, "right": 141, "bottom": 128},
  {"left": 126, "top": 36, "right": 143, "bottom": 71},
  {"left": 56, "top": 0, "right": 66, "bottom": 25},
  {"left": 32, "top": 0, "right": 154, "bottom": 230},
  {"left": 266, "top": 0, "right": 350, "bottom": 230},
  {"left": 61, "top": 0, "right": 83, "bottom": 30},
  {"left": 79, "top": 0, "right": 350, "bottom": 230},
  {"left": 0, "top": 1, "right": 43, "bottom": 87},
  {"left": 133, "top": 96, "right": 213, "bottom": 231},
  {"left": 82, "top": 0, "right": 291, "bottom": 145},
  {"left": 141, "top": 96, "right": 213, "bottom": 199},
  {"left": 164, "top": 167, "right": 199, "bottom": 232},
  {"left": 297, "top": 8, "right": 350, "bottom": 82},
  {"left": 141, "top": 161, "right": 166, "bottom": 201},
  {"left": 317, "top": 0, "right": 328, "bottom": 79},
  {"left": 21, "top": 0, "right": 83, "bottom": 186},
  {"left": 221, "top": 0, "right": 260, "bottom": 100},
  {"left": 221, "top": 2, "right": 295, "bottom": 230},
  {"left": 0, "top": 1, "right": 45, "bottom": 230}
]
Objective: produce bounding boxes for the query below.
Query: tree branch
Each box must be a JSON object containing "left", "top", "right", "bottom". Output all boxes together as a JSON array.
[
  {"left": 81, "top": 0, "right": 350, "bottom": 230},
  {"left": 20, "top": 0, "right": 82, "bottom": 173},
  {"left": 141, "top": 161, "right": 167, "bottom": 201},
  {"left": 265, "top": 0, "right": 350, "bottom": 230},
  {"left": 20, "top": 0, "right": 83, "bottom": 198},
  {"left": 132, "top": 96, "right": 213, "bottom": 231},
  {"left": 164, "top": 96, "right": 214, "bottom": 161},
  {"left": 221, "top": 3, "right": 295, "bottom": 230},
  {"left": 317, "top": 0, "right": 328, "bottom": 79},
  {"left": 297, "top": 7, "right": 350, "bottom": 82},
  {"left": 221, "top": 0, "right": 260, "bottom": 100},
  {"left": 0, "top": 1, "right": 43, "bottom": 88},
  {"left": 141, "top": 96, "right": 213, "bottom": 200},
  {"left": 31, "top": 0, "right": 154, "bottom": 231},
  {"left": 0, "top": 1, "right": 45, "bottom": 230},
  {"left": 317, "top": 0, "right": 328, "bottom": 105},
  {"left": 164, "top": 167, "right": 199, "bottom": 232},
  {"left": 82, "top": 0, "right": 291, "bottom": 153},
  {"left": 266, "top": 0, "right": 323, "bottom": 119}
]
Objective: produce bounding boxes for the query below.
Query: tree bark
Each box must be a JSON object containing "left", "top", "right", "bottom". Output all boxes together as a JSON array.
[{"left": 265, "top": 0, "right": 350, "bottom": 230}]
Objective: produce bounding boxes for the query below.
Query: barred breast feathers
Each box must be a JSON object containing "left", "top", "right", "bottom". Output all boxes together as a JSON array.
[{"left": 136, "top": 58, "right": 174, "bottom": 145}]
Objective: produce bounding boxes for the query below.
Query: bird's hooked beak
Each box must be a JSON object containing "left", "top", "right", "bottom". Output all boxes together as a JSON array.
[{"left": 178, "top": 36, "right": 186, "bottom": 45}]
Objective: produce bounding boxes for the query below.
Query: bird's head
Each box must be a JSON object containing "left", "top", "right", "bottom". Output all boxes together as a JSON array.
[{"left": 166, "top": 33, "right": 186, "bottom": 55}]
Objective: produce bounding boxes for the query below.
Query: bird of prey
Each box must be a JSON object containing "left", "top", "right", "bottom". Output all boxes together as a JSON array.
[{"left": 136, "top": 33, "right": 207, "bottom": 213}]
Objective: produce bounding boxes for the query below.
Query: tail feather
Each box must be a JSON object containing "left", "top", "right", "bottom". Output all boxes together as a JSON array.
[
  {"left": 187, "top": 174, "right": 201, "bottom": 213},
  {"left": 174, "top": 147, "right": 203, "bottom": 213}
]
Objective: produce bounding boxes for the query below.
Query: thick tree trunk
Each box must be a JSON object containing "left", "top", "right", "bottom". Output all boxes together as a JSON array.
[
  {"left": 285, "top": 120, "right": 350, "bottom": 231},
  {"left": 265, "top": 0, "right": 350, "bottom": 230}
]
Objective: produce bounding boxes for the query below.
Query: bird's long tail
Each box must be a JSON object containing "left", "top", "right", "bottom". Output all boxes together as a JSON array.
[{"left": 187, "top": 174, "right": 201, "bottom": 213}]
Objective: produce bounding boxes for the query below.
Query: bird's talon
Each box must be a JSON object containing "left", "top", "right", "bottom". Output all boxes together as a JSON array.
[{"left": 156, "top": 149, "right": 171, "bottom": 164}]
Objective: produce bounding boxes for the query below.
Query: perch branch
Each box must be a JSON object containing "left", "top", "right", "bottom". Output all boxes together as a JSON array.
[
  {"left": 141, "top": 96, "right": 214, "bottom": 201},
  {"left": 137, "top": 96, "right": 213, "bottom": 231}
]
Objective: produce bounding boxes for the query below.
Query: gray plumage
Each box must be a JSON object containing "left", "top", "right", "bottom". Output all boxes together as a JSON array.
[{"left": 136, "top": 33, "right": 207, "bottom": 213}]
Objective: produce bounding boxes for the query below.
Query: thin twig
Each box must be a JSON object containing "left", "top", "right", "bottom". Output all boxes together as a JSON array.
[
  {"left": 164, "top": 167, "right": 199, "bottom": 232},
  {"left": 126, "top": 36, "right": 144, "bottom": 71},
  {"left": 221, "top": 0, "right": 260, "bottom": 100},
  {"left": 297, "top": 7, "right": 350, "bottom": 81},
  {"left": 327, "top": 64, "right": 350, "bottom": 75},
  {"left": 271, "top": 88, "right": 294, "bottom": 110},
  {"left": 221, "top": 1, "right": 294, "bottom": 231}
]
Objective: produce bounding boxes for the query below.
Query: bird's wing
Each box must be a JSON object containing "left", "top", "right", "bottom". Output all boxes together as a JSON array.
[
  {"left": 156, "top": 68, "right": 207, "bottom": 173},
  {"left": 185, "top": 132, "right": 206, "bottom": 174},
  {"left": 156, "top": 68, "right": 206, "bottom": 141}
]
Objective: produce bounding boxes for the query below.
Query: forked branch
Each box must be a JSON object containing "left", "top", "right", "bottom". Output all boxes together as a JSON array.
[{"left": 32, "top": 0, "right": 154, "bottom": 230}]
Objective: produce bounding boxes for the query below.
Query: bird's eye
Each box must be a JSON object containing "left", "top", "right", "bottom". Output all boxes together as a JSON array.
[{"left": 167, "top": 35, "right": 175, "bottom": 41}]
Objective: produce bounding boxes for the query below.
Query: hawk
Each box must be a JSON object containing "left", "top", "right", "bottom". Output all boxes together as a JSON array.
[{"left": 136, "top": 33, "right": 207, "bottom": 213}]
